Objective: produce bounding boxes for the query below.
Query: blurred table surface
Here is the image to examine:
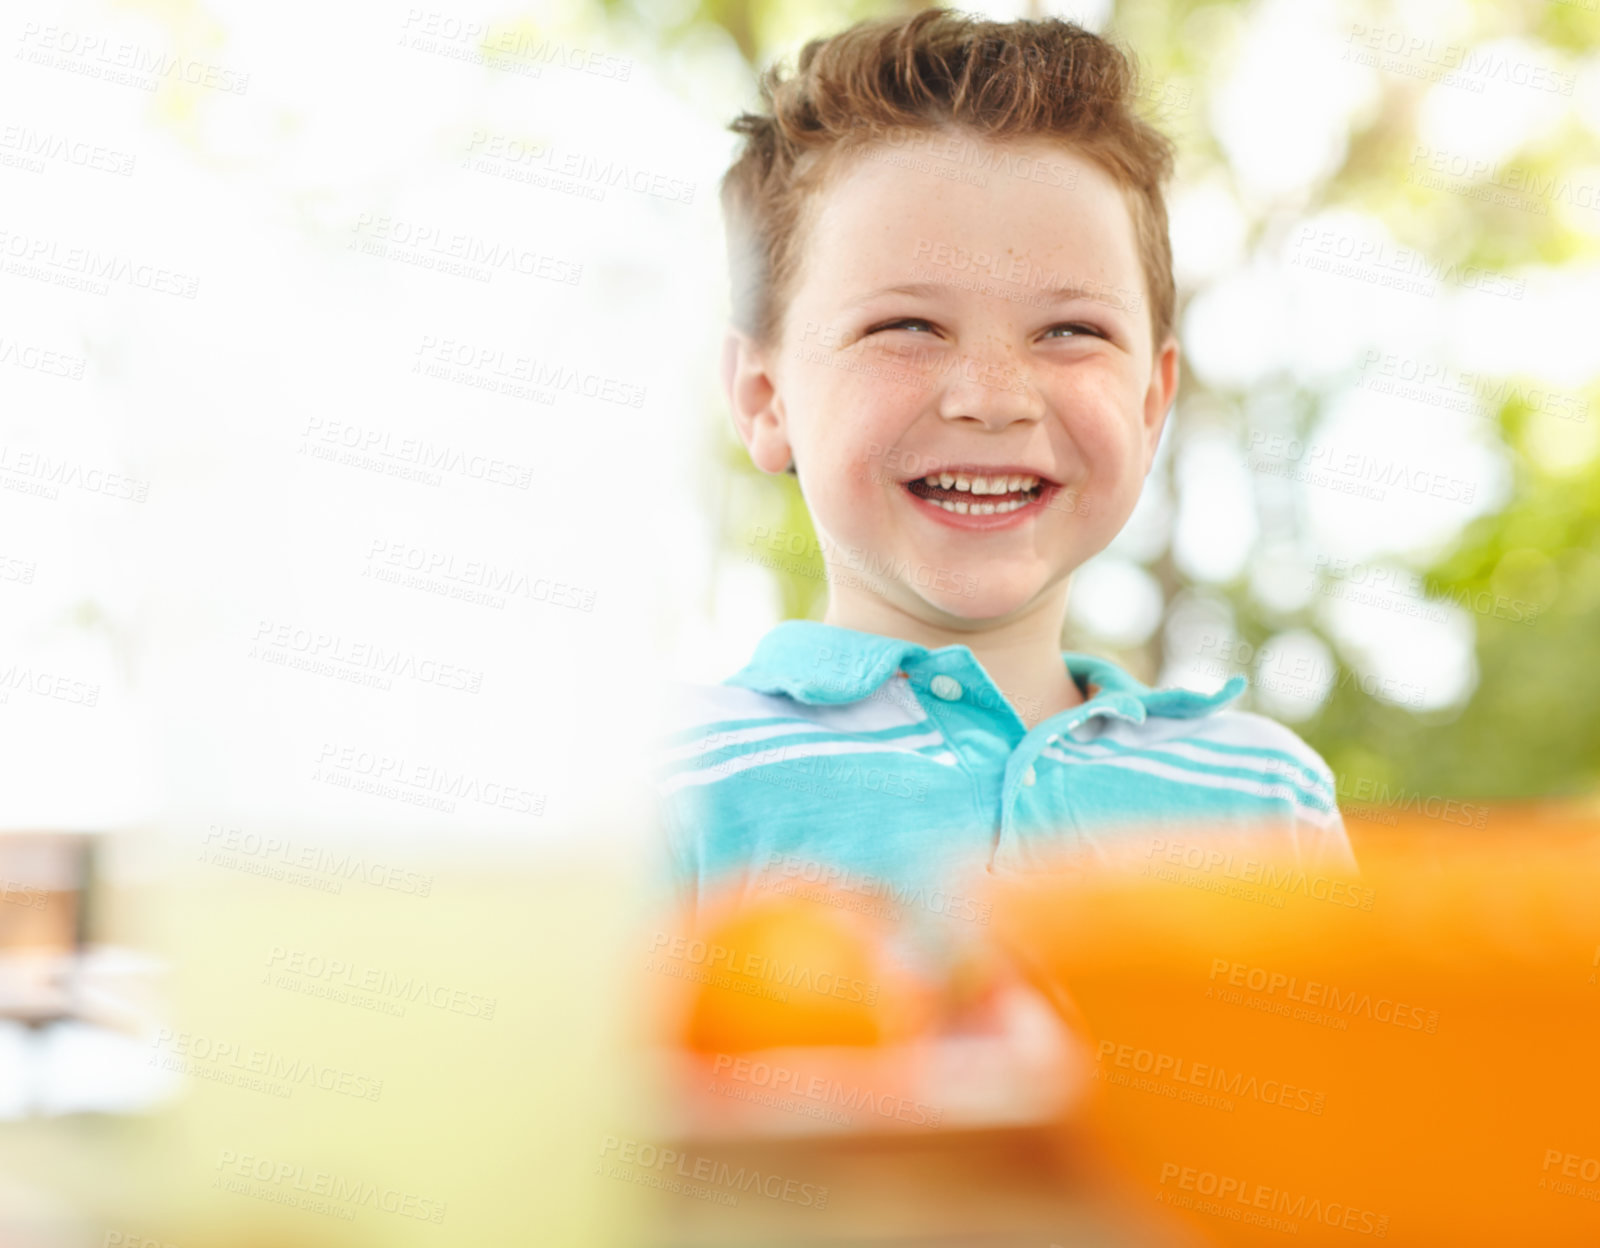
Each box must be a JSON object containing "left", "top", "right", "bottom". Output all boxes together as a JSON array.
[{"left": 625, "top": 1123, "right": 1208, "bottom": 1248}]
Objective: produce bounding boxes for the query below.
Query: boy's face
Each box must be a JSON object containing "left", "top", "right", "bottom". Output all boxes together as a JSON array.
[{"left": 724, "top": 130, "right": 1179, "bottom": 630}]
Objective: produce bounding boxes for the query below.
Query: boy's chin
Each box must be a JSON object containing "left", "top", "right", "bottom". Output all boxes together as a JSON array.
[{"left": 916, "top": 582, "right": 1049, "bottom": 624}]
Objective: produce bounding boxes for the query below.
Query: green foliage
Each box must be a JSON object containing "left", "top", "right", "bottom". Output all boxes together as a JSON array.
[{"left": 682, "top": 0, "right": 1600, "bottom": 801}]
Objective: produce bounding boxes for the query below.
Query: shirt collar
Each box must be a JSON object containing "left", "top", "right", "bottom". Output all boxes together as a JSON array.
[{"left": 726, "top": 619, "right": 1246, "bottom": 722}]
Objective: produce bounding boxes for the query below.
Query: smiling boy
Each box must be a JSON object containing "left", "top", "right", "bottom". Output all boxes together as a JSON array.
[{"left": 656, "top": 11, "right": 1357, "bottom": 918}]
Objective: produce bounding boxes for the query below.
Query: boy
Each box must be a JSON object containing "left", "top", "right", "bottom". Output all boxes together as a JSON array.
[{"left": 656, "top": 10, "right": 1357, "bottom": 921}]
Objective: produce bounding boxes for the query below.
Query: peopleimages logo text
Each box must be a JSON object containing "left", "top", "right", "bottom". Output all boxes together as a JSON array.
[{"left": 1143, "top": 839, "right": 1376, "bottom": 910}]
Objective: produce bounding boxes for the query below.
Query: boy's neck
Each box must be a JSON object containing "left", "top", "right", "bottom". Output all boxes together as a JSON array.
[{"left": 821, "top": 588, "right": 1085, "bottom": 730}]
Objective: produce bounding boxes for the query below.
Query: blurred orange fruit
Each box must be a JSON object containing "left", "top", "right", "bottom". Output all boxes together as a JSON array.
[{"left": 662, "top": 890, "right": 933, "bottom": 1054}]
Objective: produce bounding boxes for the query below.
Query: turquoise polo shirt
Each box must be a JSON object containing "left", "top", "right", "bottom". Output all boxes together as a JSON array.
[{"left": 653, "top": 620, "right": 1356, "bottom": 919}]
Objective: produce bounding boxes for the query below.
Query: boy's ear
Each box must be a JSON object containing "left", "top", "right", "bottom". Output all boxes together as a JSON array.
[
  {"left": 721, "top": 326, "right": 793, "bottom": 476},
  {"left": 1141, "top": 333, "right": 1181, "bottom": 473}
]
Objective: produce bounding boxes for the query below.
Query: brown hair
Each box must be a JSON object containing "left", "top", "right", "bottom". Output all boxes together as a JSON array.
[{"left": 720, "top": 8, "right": 1178, "bottom": 387}]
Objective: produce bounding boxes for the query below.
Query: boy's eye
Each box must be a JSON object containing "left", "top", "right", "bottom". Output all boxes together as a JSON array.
[{"left": 866, "top": 319, "right": 1106, "bottom": 340}]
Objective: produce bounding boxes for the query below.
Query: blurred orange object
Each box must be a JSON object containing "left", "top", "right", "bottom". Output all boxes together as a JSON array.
[
  {"left": 982, "top": 803, "right": 1600, "bottom": 1247},
  {"left": 637, "top": 884, "right": 1096, "bottom": 1146},
  {"left": 656, "top": 890, "right": 937, "bottom": 1053}
]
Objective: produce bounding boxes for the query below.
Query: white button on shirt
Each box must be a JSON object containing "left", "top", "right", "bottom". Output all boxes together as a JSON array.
[{"left": 929, "top": 674, "right": 963, "bottom": 701}]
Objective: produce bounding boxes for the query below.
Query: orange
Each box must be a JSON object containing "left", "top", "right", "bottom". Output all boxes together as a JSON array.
[{"left": 656, "top": 889, "right": 933, "bottom": 1054}]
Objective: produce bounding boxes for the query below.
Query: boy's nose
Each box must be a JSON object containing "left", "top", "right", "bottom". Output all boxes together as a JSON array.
[{"left": 936, "top": 358, "right": 1044, "bottom": 428}]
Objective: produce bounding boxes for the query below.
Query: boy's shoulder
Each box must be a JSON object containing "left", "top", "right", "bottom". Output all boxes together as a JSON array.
[
  {"left": 1123, "top": 699, "right": 1338, "bottom": 788},
  {"left": 1087, "top": 696, "right": 1357, "bottom": 873},
  {"left": 657, "top": 675, "right": 788, "bottom": 731},
  {"left": 654, "top": 664, "right": 924, "bottom": 746},
  {"left": 1083, "top": 695, "right": 1341, "bottom": 828}
]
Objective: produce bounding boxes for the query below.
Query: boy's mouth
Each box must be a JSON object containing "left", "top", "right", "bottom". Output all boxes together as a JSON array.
[{"left": 901, "top": 467, "right": 1055, "bottom": 517}]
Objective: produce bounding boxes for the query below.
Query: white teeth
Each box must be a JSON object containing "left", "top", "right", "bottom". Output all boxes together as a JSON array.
[
  {"left": 932, "top": 496, "right": 1033, "bottom": 515},
  {"left": 915, "top": 471, "right": 1044, "bottom": 510},
  {"left": 943, "top": 473, "right": 1041, "bottom": 494}
]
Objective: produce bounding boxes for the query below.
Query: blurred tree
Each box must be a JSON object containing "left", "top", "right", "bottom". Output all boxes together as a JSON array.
[{"left": 651, "top": 0, "right": 1600, "bottom": 802}]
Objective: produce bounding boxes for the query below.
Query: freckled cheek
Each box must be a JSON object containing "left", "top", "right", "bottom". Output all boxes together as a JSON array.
[
  {"left": 1103, "top": 423, "right": 1146, "bottom": 466},
  {"left": 792, "top": 365, "right": 906, "bottom": 435},
  {"left": 1057, "top": 413, "right": 1130, "bottom": 480},
  {"left": 1054, "top": 375, "right": 1143, "bottom": 451},
  {"left": 799, "top": 376, "right": 919, "bottom": 487},
  {"left": 838, "top": 370, "right": 930, "bottom": 422}
]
